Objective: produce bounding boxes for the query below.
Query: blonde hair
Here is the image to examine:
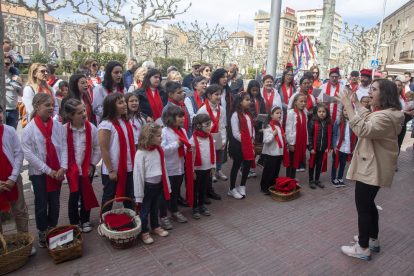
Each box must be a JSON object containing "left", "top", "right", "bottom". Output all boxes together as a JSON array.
[
  {"left": 167, "top": 71, "right": 182, "bottom": 82},
  {"left": 137, "top": 123, "right": 162, "bottom": 150},
  {"left": 26, "top": 63, "right": 53, "bottom": 95},
  {"left": 134, "top": 67, "right": 147, "bottom": 83},
  {"left": 289, "top": 93, "right": 307, "bottom": 109},
  {"left": 30, "top": 92, "right": 53, "bottom": 119},
  {"left": 225, "top": 63, "right": 238, "bottom": 81}
]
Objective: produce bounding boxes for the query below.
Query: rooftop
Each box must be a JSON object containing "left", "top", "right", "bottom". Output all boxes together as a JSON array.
[
  {"left": 229, "top": 30, "right": 253, "bottom": 38},
  {"left": 1, "top": 3, "right": 59, "bottom": 23}
]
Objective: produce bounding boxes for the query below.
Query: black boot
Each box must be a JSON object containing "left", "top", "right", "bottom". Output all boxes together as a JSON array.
[
  {"left": 177, "top": 195, "right": 190, "bottom": 207},
  {"left": 204, "top": 196, "right": 211, "bottom": 205},
  {"left": 207, "top": 186, "right": 221, "bottom": 200}
]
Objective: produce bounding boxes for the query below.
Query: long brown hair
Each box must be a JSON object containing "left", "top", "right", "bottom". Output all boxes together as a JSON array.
[
  {"left": 124, "top": 93, "right": 144, "bottom": 124},
  {"left": 373, "top": 79, "right": 402, "bottom": 110}
]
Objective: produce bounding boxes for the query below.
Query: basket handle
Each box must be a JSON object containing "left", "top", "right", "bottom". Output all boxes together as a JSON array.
[
  {"left": 99, "top": 197, "right": 138, "bottom": 225},
  {"left": 0, "top": 233, "right": 7, "bottom": 254}
]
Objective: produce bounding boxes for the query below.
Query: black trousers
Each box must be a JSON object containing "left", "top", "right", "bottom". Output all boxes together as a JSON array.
[
  {"left": 101, "top": 172, "right": 135, "bottom": 213},
  {"left": 230, "top": 158, "right": 253, "bottom": 190},
  {"left": 68, "top": 176, "right": 93, "bottom": 225},
  {"left": 309, "top": 151, "right": 325, "bottom": 182},
  {"left": 355, "top": 181, "right": 380, "bottom": 248},
  {"left": 260, "top": 155, "right": 282, "bottom": 192},
  {"left": 286, "top": 151, "right": 296, "bottom": 179},
  {"left": 194, "top": 169, "right": 210, "bottom": 208},
  {"left": 397, "top": 121, "right": 407, "bottom": 153},
  {"left": 159, "top": 174, "right": 184, "bottom": 218},
  {"left": 140, "top": 182, "right": 163, "bottom": 233}
]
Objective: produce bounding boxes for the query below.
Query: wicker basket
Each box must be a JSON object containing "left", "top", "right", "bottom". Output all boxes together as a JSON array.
[
  {"left": 269, "top": 185, "right": 302, "bottom": 202},
  {"left": 254, "top": 143, "right": 263, "bottom": 155},
  {"left": 0, "top": 232, "right": 34, "bottom": 275},
  {"left": 46, "top": 225, "right": 83, "bottom": 264},
  {"left": 97, "top": 197, "right": 141, "bottom": 249}
]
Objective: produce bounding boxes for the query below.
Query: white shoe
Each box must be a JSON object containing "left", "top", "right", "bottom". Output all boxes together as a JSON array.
[
  {"left": 29, "top": 246, "right": 36, "bottom": 256},
  {"left": 354, "top": 236, "right": 380, "bottom": 252},
  {"left": 212, "top": 175, "right": 217, "bottom": 182},
  {"left": 341, "top": 242, "right": 371, "bottom": 261},
  {"left": 216, "top": 171, "right": 228, "bottom": 181},
  {"left": 140, "top": 233, "right": 154, "bottom": 244},
  {"left": 82, "top": 222, "right": 93, "bottom": 233},
  {"left": 227, "top": 188, "right": 243, "bottom": 199},
  {"left": 94, "top": 171, "right": 99, "bottom": 177},
  {"left": 236, "top": 186, "right": 246, "bottom": 197},
  {"left": 249, "top": 169, "right": 257, "bottom": 178}
]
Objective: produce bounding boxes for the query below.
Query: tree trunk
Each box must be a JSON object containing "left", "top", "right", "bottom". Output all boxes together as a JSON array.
[
  {"left": 37, "top": 10, "right": 47, "bottom": 52},
  {"left": 0, "top": 0, "right": 6, "bottom": 111},
  {"left": 125, "top": 25, "right": 133, "bottom": 61},
  {"left": 318, "top": 0, "right": 336, "bottom": 79}
]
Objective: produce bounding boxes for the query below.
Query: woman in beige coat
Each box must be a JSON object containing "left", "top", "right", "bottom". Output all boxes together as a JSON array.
[{"left": 337, "top": 79, "right": 404, "bottom": 261}]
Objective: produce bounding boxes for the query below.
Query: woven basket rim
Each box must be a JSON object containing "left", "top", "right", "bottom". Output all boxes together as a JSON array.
[
  {"left": 0, "top": 232, "right": 35, "bottom": 257},
  {"left": 45, "top": 225, "right": 83, "bottom": 253},
  {"left": 269, "top": 185, "right": 302, "bottom": 196}
]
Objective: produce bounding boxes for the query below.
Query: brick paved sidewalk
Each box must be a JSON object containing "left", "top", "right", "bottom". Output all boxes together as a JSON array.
[{"left": 3, "top": 134, "right": 414, "bottom": 276}]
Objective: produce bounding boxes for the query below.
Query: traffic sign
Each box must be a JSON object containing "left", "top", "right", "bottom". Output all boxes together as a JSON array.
[
  {"left": 253, "top": 64, "right": 259, "bottom": 69},
  {"left": 371, "top": 60, "right": 379, "bottom": 68}
]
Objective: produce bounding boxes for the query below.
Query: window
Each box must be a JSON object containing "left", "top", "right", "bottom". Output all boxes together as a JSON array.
[
  {"left": 407, "top": 15, "right": 409, "bottom": 28},
  {"left": 258, "top": 38, "right": 262, "bottom": 42},
  {"left": 402, "top": 41, "right": 406, "bottom": 51},
  {"left": 300, "top": 16, "right": 306, "bottom": 19},
  {"left": 25, "top": 46, "right": 32, "bottom": 55},
  {"left": 266, "top": 30, "right": 269, "bottom": 34},
  {"left": 77, "top": 45, "right": 82, "bottom": 51},
  {"left": 289, "top": 22, "right": 291, "bottom": 28},
  {"left": 259, "top": 21, "right": 264, "bottom": 27},
  {"left": 258, "top": 30, "right": 262, "bottom": 35},
  {"left": 299, "top": 23, "right": 305, "bottom": 26},
  {"left": 390, "top": 24, "right": 392, "bottom": 32},
  {"left": 285, "top": 21, "right": 288, "bottom": 27},
  {"left": 292, "top": 24, "right": 295, "bottom": 28},
  {"left": 398, "top": 19, "right": 400, "bottom": 25},
  {"left": 316, "top": 15, "right": 323, "bottom": 19}
]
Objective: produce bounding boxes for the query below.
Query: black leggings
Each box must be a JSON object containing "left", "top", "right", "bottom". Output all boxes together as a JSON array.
[
  {"left": 355, "top": 181, "right": 380, "bottom": 248},
  {"left": 230, "top": 158, "right": 253, "bottom": 190},
  {"left": 260, "top": 155, "right": 282, "bottom": 191},
  {"left": 309, "top": 151, "right": 325, "bottom": 182}
]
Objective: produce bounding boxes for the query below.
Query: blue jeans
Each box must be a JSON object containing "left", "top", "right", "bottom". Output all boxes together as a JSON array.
[
  {"left": 331, "top": 151, "right": 348, "bottom": 181},
  {"left": 30, "top": 174, "right": 61, "bottom": 231},
  {"left": 101, "top": 172, "right": 135, "bottom": 213},
  {"left": 6, "top": 109, "right": 19, "bottom": 129},
  {"left": 216, "top": 149, "right": 224, "bottom": 171},
  {"left": 139, "top": 182, "right": 163, "bottom": 233}
]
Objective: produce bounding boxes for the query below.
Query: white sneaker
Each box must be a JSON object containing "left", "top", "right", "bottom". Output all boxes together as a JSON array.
[
  {"left": 249, "top": 169, "right": 257, "bottom": 178},
  {"left": 227, "top": 188, "right": 243, "bottom": 199},
  {"left": 82, "top": 222, "right": 93, "bottom": 233},
  {"left": 212, "top": 175, "right": 217, "bottom": 182},
  {"left": 216, "top": 171, "right": 228, "bottom": 181},
  {"left": 236, "top": 186, "right": 246, "bottom": 197},
  {"left": 341, "top": 242, "right": 371, "bottom": 261},
  {"left": 140, "top": 233, "right": 154, "bottom": 244},
  {"left": 94, "top": 171, "right": 99, "bottom": 177},
  {"left": 354, "top": 236, "right": 380, "bottom": 252},
  {"left": 29, "top": 246, "right": 36, "bottom": 256}
]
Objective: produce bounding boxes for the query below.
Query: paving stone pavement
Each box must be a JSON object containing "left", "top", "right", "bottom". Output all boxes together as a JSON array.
[{"left": 3, "top": 134, "right": 414, "bottom": 276}]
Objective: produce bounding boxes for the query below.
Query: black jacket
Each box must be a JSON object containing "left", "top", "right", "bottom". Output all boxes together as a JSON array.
[
  {"left": 229, "top": 78, "right": 244, "bottom": 94},
  {"left": 134, "top": 87, "right": 168, "bottom": 120},
  {"left": 307, "top": 119, "right": 333, "bottom": 152},
  {"left": 249, "top": 96, "right": 266, "bottom": 119}
]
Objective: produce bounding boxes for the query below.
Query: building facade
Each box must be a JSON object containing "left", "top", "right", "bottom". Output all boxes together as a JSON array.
[
  {"left": 229, "top": 30, "right": 254, "bottom": 56},
  {"left": 297, "top": 9, "right": 342, "bottom": 67}
]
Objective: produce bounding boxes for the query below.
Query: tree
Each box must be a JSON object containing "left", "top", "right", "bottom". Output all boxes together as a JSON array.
[
  {"left": 175, "top": 20, "right": 229, "bottom": 63},
  {"left": 4, "top": 0, "right": 68, "bottom": 51},
  {"left": 316, "top": 0, "right": 336, "bottom": 79},
  {"left": 69, "top": 0, "right": 191, "bottom": 60}
]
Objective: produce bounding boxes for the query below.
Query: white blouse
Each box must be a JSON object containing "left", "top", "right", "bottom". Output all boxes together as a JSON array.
[
  {"left": 197, "top": 102, "right": 227, "bottom": 144},
  {"left": 1, "top": 125, "right": 24, "bottom": 182},
  {"left": 98, "top": 119, "right": 133, "bottom": 174},
  {"left": 130, "top": 116, "right": 146, "bottom": 145},
  {"left": 161, "top": 127, "right": 189, "bottom": 176},
  {"left": 189, "top": 135, "right": 216, "bottom": 171},
  {"left": 260, "top": 88, "right": 283, "bottom": 111},
  {"left": 285, "top": 109, "right": 308, "bottom": 146},
  {"left": 318, "top": 82, "right": 343, "bottom": 122},
  {"left": 262, "top": 125, "right": 284, "bottom": 156},
  {"left": 230, "top": 112, "right": 255, "bottom": 142},
  {"left": 288, "top": 92, "right": 316, "bottom": 111},
  {"left": 21, "top": 119, "right": 68, "bottom": 176},
  {"left": 22, "top": 86, "right": 60, "bottom": 122},
  {"left": 64, "top": 123, "right": 101, "bottom": 175},
  {"left": 92, "top": 84, "right": 127, "bottom": 122}
]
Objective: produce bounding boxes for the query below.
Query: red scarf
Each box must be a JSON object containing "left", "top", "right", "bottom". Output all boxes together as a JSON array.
[
  {"left": 0, "top": 125, "right": 18, "bottom": 211},
  {"left": 169, "top": 99, "right": 189, "bottom": 132},
  {"left": 170, "top": 127, "right": 194, "bottom": 206},
  {"left": 89, "top": 76, "right": 101, "bottom": 86},
  {"left": 309, "top": 121, "right": 332, "bottom": 172},
  {"left": 253, "top": 97, "right": 259, "bottom": 115},
  {"left": 205, "top": 101, "right": 220, "bottom": 133},
  {"left": 193, "top": 90, "right": 203, "bottom": 109},
  {"left": 38, "top": 86, "right": 55, "bottom": 101},
  {"left": 402, "top": 87, "right": 406, "bottom": 101},
  {"left": 372, "top": 108, "right": 381, "bottom": 112},
  {"left": 33, "top": 115, "right": 61, "bottom": 192},
  {"left": 309, "top": 86, "right": 314, "bottom": 95},
  {"left": 335, "top": 121, "right": 356, "bottom": 168},
  {"left": 111, "top": 119, "right": 136, "bottom": 202},
  {"left": 47, "top": 76, "right": 57, "bottom": 86},
  {"left": 292, "top": 110, "right": 307, "bottom": 168},
  {"left": 326, "top": 82, "right": 340, "bottom": 123},
  {"left": 263, "top": 88, "right": 275, "bottom": 113},
  {"left": 238, "top": 111, "right": 256, "bottom": 168},
  {"left": 83, "top": 93, "right": 96, "bottom": 125},
  {"left": 131, "top": 117, "right": 138, "bottom": 131},
  {"left": 148, "top": 145, "right": 170, "bottom": 201},
  {"left": 108, "top": 85, "right": 122, "bottom": 95},
  {"left": 146, "top": 87, "right": 164, "bottom": 120},
  {"left": 193, "top": 131, "right": 215, "bottom": 167},
  {"left": 66, "top": 122, "right": 99, "bottom": 210},
  {"left": 282, "top": 84, "right": 291, "bottom": 105},
  {"left": 350, "top": 83, "right": 358, "bottom": 92},
  {"left": 269, "top": 120, "right": 290, "bottom": 167},
  {"left": 306, "top": 93, "right": 314, "bottom": 111}
]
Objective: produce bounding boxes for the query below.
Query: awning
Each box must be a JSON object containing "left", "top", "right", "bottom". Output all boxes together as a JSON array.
[{"left": 385, "top": 64, "right": 414, "bottom": 70}]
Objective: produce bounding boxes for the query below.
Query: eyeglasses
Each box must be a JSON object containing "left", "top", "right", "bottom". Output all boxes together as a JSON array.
[
  {"left": 286, "top": 74, "right": 294, "bottom": 77},
  {"left": 85, "top": 73, "right": 93, "bottom": 77},
  {"left": 39, "top": 69, "right": 49, "bottom": 74},
  {"left": 205, "top": 69, "right": 211, "bottom": 72},
  {"left": 92, "top": 63, "right": 98, "bottom": 67},
  {"left": 201, "top": 123, "right": 212, "bottom": 128},
  {"left": 330, "top": 76, "right": 339, "bottom": 79},
  {"left": 312, "top": 72, "right": 319, "bottom": 75},
  {"left": 4, "top": 62, "right": 11, "bottom": 66}
]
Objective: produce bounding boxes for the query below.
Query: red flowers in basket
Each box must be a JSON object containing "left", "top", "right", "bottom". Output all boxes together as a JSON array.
[{"left": 274, "top": 177, "right": 300, "bottom": 194}]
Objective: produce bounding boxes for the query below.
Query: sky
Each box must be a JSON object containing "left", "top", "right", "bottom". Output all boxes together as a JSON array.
[{"left": 47, "top": 0, "right": 410, "bottom": 36}]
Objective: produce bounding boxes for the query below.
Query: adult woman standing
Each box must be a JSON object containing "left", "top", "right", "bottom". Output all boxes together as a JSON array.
[
  {"left": 260, "top": 75, "right": 284, "bottom": 116},
  {"left": 211, "top": 68, "right": 232, "bottom": 119},
  {"left": 134, "top": 69, "right": 168, "bottom": 122},
  {"left": 86, "top": 59, "right": 101, "bottom": 88},
  {"left": 22, "top": 63, "right": 59, "bottom": 122},
  {"left": 309, "top": 65, "right": 323, "bottom": 88},
  {"left": 276, "top": 68, "right": 296, "bottom": 114},
  {"left": 226, "top": 64, "right": 244, "bottom": 95},
  {"left": 199, "top": 64, "right": 212, "bottom": 84},
  {"left": 128, "top": 67, "right": 147, "bottom": 93},
  {"left": 93, "top": 61, "right": 127, "bottom": 122},
  {"left": 288, "top": 75, "right": 320, "bottom": 112},
  {"left": 395, "top": 79, "right": 413, "bottom": 156},
  {"left": 62, "top": 74, "right": 97, "bottom": 126},
  {"left": 338, "top": 79, "right": 404, "bottom": 261},
  {"left": 184, "top": 76, "right": 208, "bottom": 120}
]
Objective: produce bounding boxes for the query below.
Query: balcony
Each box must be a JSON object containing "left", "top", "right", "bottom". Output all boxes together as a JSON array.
[{"left": 400, "top": 51, "right": 414, "bottom": 60}]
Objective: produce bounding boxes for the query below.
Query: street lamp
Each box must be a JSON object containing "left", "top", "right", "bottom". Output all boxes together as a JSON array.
[
  {"left": 88, "top": 20, "right": 104, "bottom": 53},
  {"left": 222, "top": 51, "right": 226, "bottom": 66},
  {"left": 163, "top": 36, "right": 172, "bottom": 58},
  {"left": 200, "top": 47, "right": 204, "bottom": 61}
]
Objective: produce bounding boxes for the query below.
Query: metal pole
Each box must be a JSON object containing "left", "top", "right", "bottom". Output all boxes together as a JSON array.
[
  {"left": 96, "top": 24, "right": 99, "bottom": 53},
  {"left": 266, "top": 0, "right": 282, "bottom": 77},
  {"left": 372, "top": 0, "right": 387, "bottom": 78},
  {"left": 233, "top": 14, "right": 240, "bottom": 64}
]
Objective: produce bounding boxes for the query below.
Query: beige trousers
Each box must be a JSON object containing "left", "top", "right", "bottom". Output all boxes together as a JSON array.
[{"left": 0, "top": 175, "right": 29, "bottom": 233}]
